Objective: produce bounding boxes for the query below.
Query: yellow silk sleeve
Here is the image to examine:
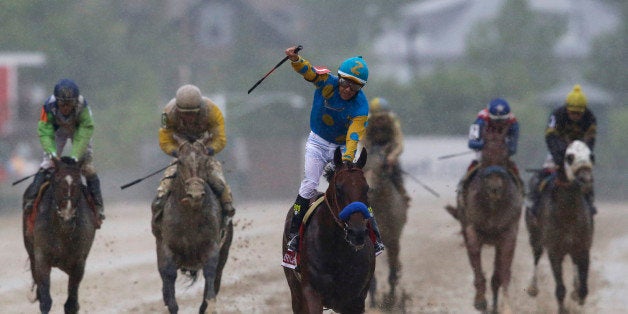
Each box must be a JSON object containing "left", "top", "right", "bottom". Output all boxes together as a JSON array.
[{"left": 343, "top": 115, "right": 368, "bottom": 161}]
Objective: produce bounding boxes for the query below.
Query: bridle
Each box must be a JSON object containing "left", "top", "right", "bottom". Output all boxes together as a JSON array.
[{"left": 324, "top": 164, "right": 368, "bottom": 246}]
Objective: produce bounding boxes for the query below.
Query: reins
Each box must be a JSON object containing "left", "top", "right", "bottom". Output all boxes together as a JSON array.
[{"left": 324, "top": 165, "right": 365, "bottom": 229}]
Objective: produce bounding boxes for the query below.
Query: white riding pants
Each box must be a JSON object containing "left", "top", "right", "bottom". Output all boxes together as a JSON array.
[{"left": 298, "top": 131, "right": 344, "bottom": 199}]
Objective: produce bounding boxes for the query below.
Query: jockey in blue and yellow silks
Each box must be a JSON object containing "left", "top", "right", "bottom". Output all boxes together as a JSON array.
[{"left": 281, "top": 46, "right": 384, "bottom": 269}]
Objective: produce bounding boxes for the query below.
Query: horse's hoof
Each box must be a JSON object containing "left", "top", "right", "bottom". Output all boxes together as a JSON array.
[
  {"left": 570, "top": 290, "right": 586, "bottom": 305},
  {"left": 526, "top": 285, "right": 539, "bottom": 297},
  {"left": 474, "top": 297, "right": 487, "bottom": 311},
  {"left": 382, "top": 294, "right": 396, "bottom": 310}
]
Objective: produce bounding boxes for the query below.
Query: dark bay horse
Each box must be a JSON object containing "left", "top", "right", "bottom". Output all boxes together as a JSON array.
[
  {"left": 363, "top": 143, "right": 408, "bottom": 310},
  {"left": 445, "top": 123, "right": 522, "bottom": 313},
  {"left": 22, "top": 157, "right": 97, "bottom": 314},
  {"left": 525, "top": 140, "right": 594, "bottom": 313},
  {"left": 283, "top": 147, "right": 375, "bottom": 313},
  {"left": 153, "top": 136, "right": 233, "bottom": 314}
]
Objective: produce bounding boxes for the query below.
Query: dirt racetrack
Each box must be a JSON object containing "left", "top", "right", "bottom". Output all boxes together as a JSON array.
[{"left": 1, "top": 186, "right": 626, "bottom": 313}]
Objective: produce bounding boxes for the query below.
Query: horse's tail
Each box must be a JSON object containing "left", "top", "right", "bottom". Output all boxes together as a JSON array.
[
  {"left": 445, "top": 204, "right": 459, "bottom": 220},
  {"left": 180, "top": 268, "right": 200, "bottom": 286},
  {"left": 28, "top": 281, "right": 38, "bottom": 303}
]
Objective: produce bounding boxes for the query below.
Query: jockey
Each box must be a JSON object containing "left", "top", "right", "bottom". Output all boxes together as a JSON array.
[
  {"left": 457, "top": 98, "right": 521, "bottom": 202},
  {"left": 363, "top": 97, "right": 410, "bottom": 206},
  {"left": 282, "top": 46, "right": 384, "bottom": 269},
  {"left": 527, "top": 84, "right": 597, "bottom": 216},
  {"left": 24, "top": 79, "right": 104, "bottom": 220},
  {"left": 151, "top": 84, "right": 235, "bottom": 231}
]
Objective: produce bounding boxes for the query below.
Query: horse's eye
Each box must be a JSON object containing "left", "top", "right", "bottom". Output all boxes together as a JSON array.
[{"left": 565, "top": 154, "right": 575, "bottom": 165}]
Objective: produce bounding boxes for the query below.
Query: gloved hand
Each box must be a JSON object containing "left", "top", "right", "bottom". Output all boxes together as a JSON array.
[
  {"left": 206, "top": 147, "right": 215, "bottom": 156},
  {"left": 170, "top": 150, "right": 178, "bottom": 158},
  {"left": 69, "top": 155, "right": 78, "bottom": 162}
]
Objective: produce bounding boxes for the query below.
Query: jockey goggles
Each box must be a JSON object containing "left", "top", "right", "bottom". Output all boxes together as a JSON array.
[{"left": 338, "top": 76, "right": 363, "bottom": 92}]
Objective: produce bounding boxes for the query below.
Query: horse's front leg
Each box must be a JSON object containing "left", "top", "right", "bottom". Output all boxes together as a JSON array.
[
  {"left": 526, "top": 215, "right": 543, "bottom": 297},
  {"left": 34, "top": 253, "right": 53, "bottom": 314},
  {"left": 200, "top": 252, "right": 220, "bottom": 314},
  {"left": 302, "top": 284, "right": 323, "bottom": 313},
  {"left": 492, "top": 226, "right": 518, "bottom": 314},
  {"left": 383, "top": 238, "right": 401, "bottom": 310},
  {"left": 64, "top": 261, "right": 86, "bottom": 314},
  {"left": 157, "top": 245, "right": 179, "bottom": 314},
  {"left": 570, "top": 251, "right": 590, "bottom": 305},
  {"left": 463, "top": 225, "right": 487, "bottom": 311},
  {"left": 548, "top": 251, "right": 567, "bottom": 313}
]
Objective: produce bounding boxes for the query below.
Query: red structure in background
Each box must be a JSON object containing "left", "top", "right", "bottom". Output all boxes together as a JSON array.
[
  {"left": 0, "top": 53, "right": 45, "bottom": 136},
  {"left": 0, "top": 65, "right": 16, "bottom": 136},
  {"left": 0, "top": 53, "right": 46, "bottom": 182}
]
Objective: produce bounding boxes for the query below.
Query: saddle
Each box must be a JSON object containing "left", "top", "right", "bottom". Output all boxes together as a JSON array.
[
  {"left": 26, "top": 180, "right": 102, "bottom": 236},
  {"left": 463, "top": 163, "right": 524, "bottom": 193}
]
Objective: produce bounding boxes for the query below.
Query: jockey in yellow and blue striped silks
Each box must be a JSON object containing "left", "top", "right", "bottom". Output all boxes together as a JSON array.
[{"left": 281, "top": 46, "right": 384, "bottom": 270}]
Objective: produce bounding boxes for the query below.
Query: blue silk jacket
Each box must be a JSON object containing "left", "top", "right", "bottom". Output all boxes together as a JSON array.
[{"left": 291, "top": 56, "right": 368, "bottom": 161}]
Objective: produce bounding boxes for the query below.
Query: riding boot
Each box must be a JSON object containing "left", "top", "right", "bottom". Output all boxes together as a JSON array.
[
  {"left": 150, "top": 192, "right": 168, "bottom": 238},
  {"left": 368, "top": 215, "right": 386, "bottom": 256},
  {"left": 218, "top": 186, "right": 236, "bottom": 230},
  {"left": 391, "top": 165, "right": 410, "bottom": 206},
  {"left": 287, "top": 195, "right": 308, "bottom": 252},
  {"left": 282, "top": 195, "right": 308, "bottom": 269},
  {"left": 585, "top": 190, "right": 597, "bottom": 216},
  {"left": 86, "top": 176, "right": 105, "bottom": 221},
  {"left": 525, "top": 171, "right": 542, "bottom": 221},
  {"left": 23, "top": 169, "right": 48, "bottom": 216},
  {"left": 456, "top": 160, "right": 479, "bottom": 210}
]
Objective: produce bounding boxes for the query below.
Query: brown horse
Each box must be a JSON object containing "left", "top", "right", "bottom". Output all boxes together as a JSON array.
[
  {"left": 363, "top": 143, "right": 408, "bottom": 310},
  {"left": 153, "top": 137, "right": 233, "bottom": 314},
  {"left": 22, "top": 157, "right": 97, "bottom": 314},
  {"left": 283, "top": 147, "right": 375, "bottom": 314},
  {"left": 525, "top": 140, "right": 594, "bottom": 313},
  {"left": 445, "top": 123, "right": 523, "bottom": 313}
]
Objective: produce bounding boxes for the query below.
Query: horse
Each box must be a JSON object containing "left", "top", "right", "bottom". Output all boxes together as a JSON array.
[
  {"left": 22, "top": 157, "right": 97, "bottom": 314},
  {"left": 363, "top": 143, "right": 408, "bottom": 310},
  {"left": 525, "top": 140, "right": 594, "bottom": 313},
  {"left": 283, "top": 147, "right": 375, "bottom": 314},
  {"left": 445, "top": 123, "right": 523, "bottom": 313},
  {"left": 153, "top": 135, "right": 233, "bottom": 314}
]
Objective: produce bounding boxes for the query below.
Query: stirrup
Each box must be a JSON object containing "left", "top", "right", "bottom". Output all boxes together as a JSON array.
[
  {"left": 281, "top": 250, "right": 298, "bottom": 269},
  {"left": 374, "top": 242, "right": 385, "bottom": 257},
  {"left": 286, "top": 234, "right": 299, "bottom": 252}
]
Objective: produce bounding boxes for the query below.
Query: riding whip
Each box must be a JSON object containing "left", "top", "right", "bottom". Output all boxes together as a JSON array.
[
  {"left": 12, "top": 172, "right": 37, "bottom": 186},
  {"left": 120, "top": 161, "right": 178, "bottom": 190},
  {"left": 400, "top": 169, "right": 440, "bottom": 198},
  {"left": 437, "top": 150, "right": 474, "bottom": 160},
  {"left": 247, "top": 45, "right": 302, "bottom": 94}
]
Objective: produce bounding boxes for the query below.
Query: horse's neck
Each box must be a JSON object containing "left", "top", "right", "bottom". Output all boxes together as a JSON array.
[
  {"left": 548, "top": 181, "right": 587, "bottom": 220},
  {"left": 481, "top": 135, "right": 508, "bottom": 166}
]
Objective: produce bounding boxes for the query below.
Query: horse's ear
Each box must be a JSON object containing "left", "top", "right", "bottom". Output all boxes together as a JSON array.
[
  {"left": 334, "top": 147, "right": 342, "bottom": 166},
  {"left": 356, "top": 147, "right": 367, "bottom": 169},
  {"left": 52, "top": 157, "right": 61, "bottom": 169},
  {"left": 172, "top": 133, "right": 186, "bottom": 146}
]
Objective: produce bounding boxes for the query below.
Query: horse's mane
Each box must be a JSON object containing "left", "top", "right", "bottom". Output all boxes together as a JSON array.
[
  {"left": 323, "top": 165, "right": 335, "bottom": 182},
  {"left": 324, "top": 161, "right": 362, "bottom": 182},
  {"left": 60, "top": 156, "right": 79, "bottom": 166}
]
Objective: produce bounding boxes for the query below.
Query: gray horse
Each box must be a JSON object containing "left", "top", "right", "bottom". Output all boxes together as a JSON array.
[
  {"left": 152, "top": 138, "right": 233, "bottom": 314},
  {"left": 364, "top": 144, "right": 409, "bottom": 310}
]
